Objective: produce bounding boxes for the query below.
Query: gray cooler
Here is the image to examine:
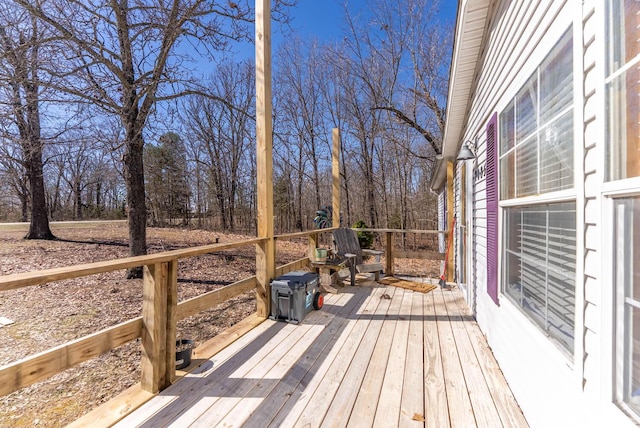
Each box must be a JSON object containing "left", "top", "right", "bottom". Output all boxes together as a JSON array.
[{"left": 269, "top": 271, "right": 323, "bottom": 324}]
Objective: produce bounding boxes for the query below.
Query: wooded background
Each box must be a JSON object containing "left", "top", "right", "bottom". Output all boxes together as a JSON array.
[{"left": 0, "top": 0, "right": 450, "bottom": 241}]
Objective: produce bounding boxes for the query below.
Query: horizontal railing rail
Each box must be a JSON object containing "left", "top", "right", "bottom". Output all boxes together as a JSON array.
[
  {"left": 352, "top": 228, "right": 447, "bottom": 275},
  {"left": 0, "top": 237, "right": 268, "bottom": 292}
]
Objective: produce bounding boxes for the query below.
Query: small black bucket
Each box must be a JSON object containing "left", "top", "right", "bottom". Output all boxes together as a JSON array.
[{"left": 175, "top": 339, "right": 194, "bottom": 370}]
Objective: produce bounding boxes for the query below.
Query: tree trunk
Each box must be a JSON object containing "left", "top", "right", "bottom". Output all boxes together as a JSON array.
[
  {"left": 124, "top": 135, "right": 147, "bottom": 278},
  {"left": 24, "top": 139, "right": 54, "bottom": 240},
  {"left": 20, "top": 193, "right": 28, "bottom": 223},
  {"left": 96, "top": 181, "right": 102, "bottom": 216},
  {"left": 74, "top": 180, "right": 82, "bottom": 219}
]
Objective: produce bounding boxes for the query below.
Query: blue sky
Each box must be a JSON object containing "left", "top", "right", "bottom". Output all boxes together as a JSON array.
[
  {"left": 283, "top": 0, "right": 458, "bottom": 41},
  {"left": 231, "top": 0, "right": 458, "bottom": 59}
]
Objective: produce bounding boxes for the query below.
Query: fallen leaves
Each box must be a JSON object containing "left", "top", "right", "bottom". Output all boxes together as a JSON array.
[{"left": 412, "top": 413, "right": 426, "bottom": 422}]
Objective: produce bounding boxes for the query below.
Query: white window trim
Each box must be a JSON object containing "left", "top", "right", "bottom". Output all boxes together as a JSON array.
[
  {"left": 495, "top": 20, "right": 584, "bottom": 368},
  {"left": 602, "top": 177, "right": 640, "bottom": 197},
  {"left": 500, "top": 189, "right": 576, "bottom": 207},
  {"left": 602, "top": 192, "right": 640, "bottom": 425}
]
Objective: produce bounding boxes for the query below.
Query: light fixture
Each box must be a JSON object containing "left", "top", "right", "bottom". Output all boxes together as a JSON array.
[{"left": 457, "top": 140, "right": 476, "bottom": 161}]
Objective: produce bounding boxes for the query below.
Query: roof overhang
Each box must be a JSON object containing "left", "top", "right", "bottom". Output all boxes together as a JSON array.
[{"left": 430, "top": 0, "right": 492, "bottom": 192}]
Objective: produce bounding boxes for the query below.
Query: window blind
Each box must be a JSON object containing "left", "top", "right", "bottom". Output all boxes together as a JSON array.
[{"left": 504, "top": 203, "right": 576, "bottom": 352}]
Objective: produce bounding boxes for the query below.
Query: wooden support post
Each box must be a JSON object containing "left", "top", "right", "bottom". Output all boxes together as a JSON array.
[
  {"left": 255, "top": 0, "right": 275, "bottom": 319},
  {"left": 308, "top": 232, "right": 319, "bottom": 261},
  {"left": 332, "top": 128, "right": 341, "bottom": 227},
  {"left": 385, "top": 231, "right": 394, "bottom": 276},
  {"left": 141, "top": 262, "right": 168, "bottom": 393},
  {"left": 165, "top": 259, "right": 178, "bottom": 385},
  {"left": 446, "top": 161, "right": 455, "bottom": 282}
]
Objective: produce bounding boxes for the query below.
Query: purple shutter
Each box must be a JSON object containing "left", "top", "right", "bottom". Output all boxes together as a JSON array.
[{"left": 486, "top": 113, "right": 499, "bottom": 305}]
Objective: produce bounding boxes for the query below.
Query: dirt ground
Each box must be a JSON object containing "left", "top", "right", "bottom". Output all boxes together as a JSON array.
[{"left": 0, "top": 224, "right": 440, "bottom": 427}]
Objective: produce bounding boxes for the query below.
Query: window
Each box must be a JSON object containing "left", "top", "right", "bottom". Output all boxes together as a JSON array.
[
  {"left": 498, "top": 27, "right": 576, "bottom": 356},
  {"left": 606, "top": 0, "right": 640, "bottom": 180},
  {"left": 504, "top": 203, "right": 576, "bottom": 353},
  {"left": 499, "top": 28, "right": 573, "bottom": 200},
  {"left": 614, "top": 197, "right": 640, "bottom": 418}
]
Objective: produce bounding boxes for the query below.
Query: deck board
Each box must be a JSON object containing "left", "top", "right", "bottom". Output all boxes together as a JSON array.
[
  {"left": 347, "top": 286, "right": 403, "bottom": 427},
  {"left": 442, "top": 288, "right": 502, "bottom": 427},
  {"left": 242, "top": 291, "right": 367, "bottom": 427},
  {"left": 433, "top": 288, "right": 475, "bottom": 428},
  {"left": 373, "top": 288, "right": 413, "bottom": 427},
  {"left": 399, "top": 290, "right": 425, "bottom": 428},
  {"left": 423, "top": 291, "right": 451, "bottom": 427},
  {"left": 452, "top": 290, "right": 529, "bottom": 427},
  {"left": 117, "top": 284, "right": 528, "bottom": 427},
  {"left": 268, "top": 285, "right": 385, "bottom": 428},
  {"left": 318, "top": 285, "right": 396, "bottom": 428}
]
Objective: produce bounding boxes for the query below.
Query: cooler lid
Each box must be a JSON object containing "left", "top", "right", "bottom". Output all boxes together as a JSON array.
[{"left": 271, "top": 271, "right": 318, "bottom": 289}]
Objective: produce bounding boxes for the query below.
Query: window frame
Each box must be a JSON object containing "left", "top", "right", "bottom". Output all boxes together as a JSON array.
[
  {"left": 610, "top": 193, "right": 640, "bottom": 423},
  {"left": 502, "top": 202, "right": 577, "bottom": 355},
  {"left": 604, "top": 0, "right": 640, "bottom": 181},
  {"left": 603, "top": 180, "right": 640, "bottom": 423},
  {"left": 605, "top": 1, "right": 640, "bottom": 420},
  {"left": 496, "top": 24, "right": 579, "bottom": 359},
  {"left": 498, "top": 27, "right": 575, "bottom": 202}
]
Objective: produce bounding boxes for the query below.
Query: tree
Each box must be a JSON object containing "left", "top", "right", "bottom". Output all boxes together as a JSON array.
[
  {"left": 321, "top": 0, "right": 450, "bottom": 229},
  {"left": 183, "top": 60, "right": 255, "bottom": 232},
  {"left": 275, "top": 37, "right": 327, "bottom": 218},
  {"left": 0, "top": 140, "right": 29, "bottom": 221},
  {"left": 145, "top": 132, "right": 190, "bottom": 226},
  {"left": 0, "top": 5, "right": 56, "bottom": 239},
  {"left": 362, "top": 0, "right": 450, "bottom": 157},
  {"left": 16, "top": 0, "right": 295, "bottom": 277}
]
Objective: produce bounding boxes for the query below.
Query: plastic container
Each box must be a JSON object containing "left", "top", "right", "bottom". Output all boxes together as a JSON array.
[
  {"left": 175, "top": 339, "right": 194, "bottom": 370},
  {"left": 269, "top": 271, "right": 323, "bottom": 324},
  {"left": 314, "top": 248, "right": 328, "bottom": 262}
]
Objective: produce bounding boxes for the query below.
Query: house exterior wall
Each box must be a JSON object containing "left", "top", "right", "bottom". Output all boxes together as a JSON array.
[
  {"left": 438, "top": 191, "right": 446, "bottom": 253},
  {"left": 454, "top": 161, "right": 463, "bottom": 284},
  {"left": 453, "top": 0, "right": 633, "bottom": 426}
]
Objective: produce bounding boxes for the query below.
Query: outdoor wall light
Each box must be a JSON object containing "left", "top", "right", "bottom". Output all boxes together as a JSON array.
[{"left": 457, "top": 140, "right": 476, "bottom": 161}]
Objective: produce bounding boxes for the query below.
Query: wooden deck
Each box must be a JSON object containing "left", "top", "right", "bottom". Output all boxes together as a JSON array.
[{"left": 114, "top": 282, "right": 528, "bottom": 427}]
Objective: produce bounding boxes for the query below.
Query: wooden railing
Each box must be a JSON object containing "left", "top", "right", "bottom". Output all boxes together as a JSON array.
[
  {"left": 0, "top": 232, "right": 331, "bottom": 401},
  {"left": 0, "top": 227, "right": 444, "bottom": 425},
  {"left": 354, "top": 228, "right": 447, "bottom": 275}
]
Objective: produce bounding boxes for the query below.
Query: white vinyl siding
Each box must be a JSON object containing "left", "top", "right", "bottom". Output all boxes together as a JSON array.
[{"left": 581, "top": 0, "right": 601, "bottom": 398}]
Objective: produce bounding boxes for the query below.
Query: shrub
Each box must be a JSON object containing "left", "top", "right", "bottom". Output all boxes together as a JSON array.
[{"left": 353, "top": 220, "right": 373, "bottom": 249}]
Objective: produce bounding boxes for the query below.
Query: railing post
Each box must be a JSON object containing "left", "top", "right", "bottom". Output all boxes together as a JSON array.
[
  {"left": 165, "top": 259, "right": 178, "bottom": 384},
  {"left": 141, "top": 262, "right": 169, "bottom": 393},
  {"left": 255, "top": 0, "right": 275, "bottom": 319},
  {"left": 385, "top": 231, "right": 394, "bottom": 276},
  {"left": 308, "top": 232, "right": 319, "bottom": 261}
]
